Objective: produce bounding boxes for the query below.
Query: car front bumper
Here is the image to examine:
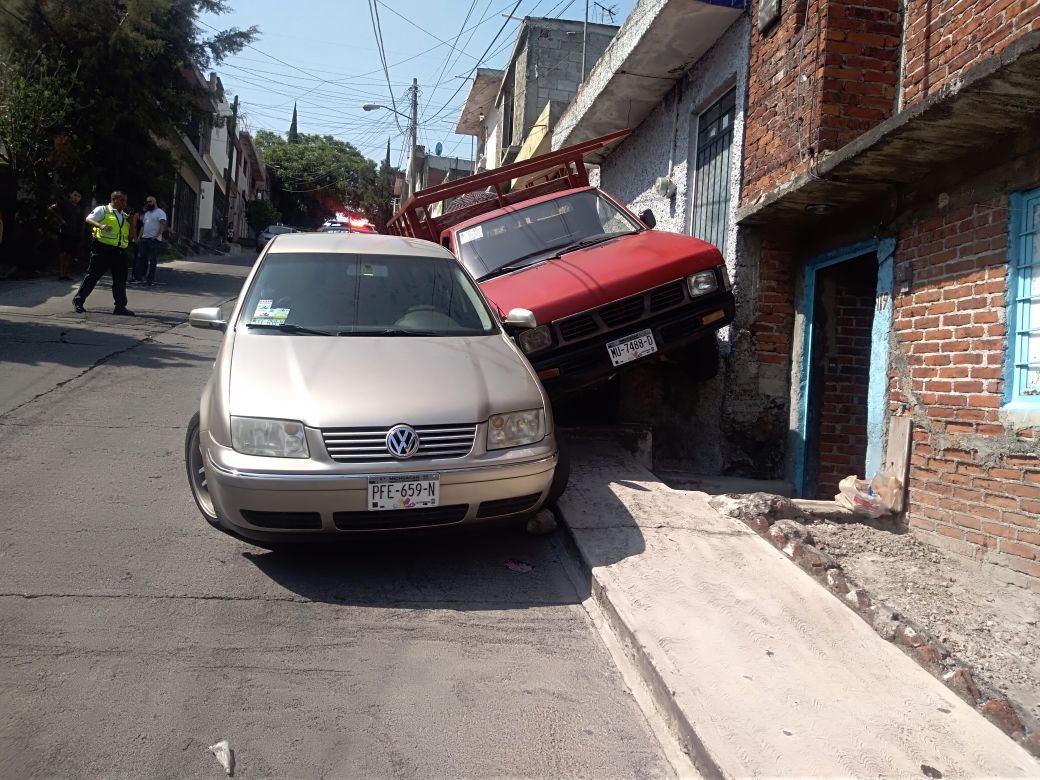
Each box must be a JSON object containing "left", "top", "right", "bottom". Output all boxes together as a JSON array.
[
  {"left": 530, "top": 291, "right": 735, "bottom": 394},
  {"left": 202, "top": 435, "right": 557, "bottom": 538}
]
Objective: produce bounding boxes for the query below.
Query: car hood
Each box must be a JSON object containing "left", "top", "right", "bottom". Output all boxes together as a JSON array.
[
  {"left": 478, "top": 230, "right": 722, "bottom": 323},
  {"left": 227, "top": 332, "right": 542, "bottom": 428}
]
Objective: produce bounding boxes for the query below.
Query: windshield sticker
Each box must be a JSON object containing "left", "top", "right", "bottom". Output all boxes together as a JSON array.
[
  {"left": 269, "top": 308, "right": 290, "bottom": 320},
  {"left": 251, "top": 318, "right": 284, "bottom": 325},
  {"left": 458, "top": 225, "right": 483, "bottom": 244},
  {"left": 253, "top": 299, "right": 273, "bottom": 317}
]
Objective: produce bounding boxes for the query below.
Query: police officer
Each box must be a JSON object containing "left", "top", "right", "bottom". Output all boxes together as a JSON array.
[{"left": 73, "top": 190, "right": 135, "bottom": 315}]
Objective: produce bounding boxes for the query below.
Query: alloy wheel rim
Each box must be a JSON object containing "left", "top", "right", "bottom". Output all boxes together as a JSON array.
[{"left": 189, "top": 429, "right": 217, "bottom": 519}]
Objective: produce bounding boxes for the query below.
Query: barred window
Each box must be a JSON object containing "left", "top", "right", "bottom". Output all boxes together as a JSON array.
[{"left": 1008, "top": 187, "right": 1040, "bottom": 401}]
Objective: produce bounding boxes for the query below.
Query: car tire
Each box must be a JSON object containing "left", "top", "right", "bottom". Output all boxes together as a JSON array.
[
  {"left": 185, "top": 411, "right": 224, "bottom": 529},
  {"left": 546, "top": 432, "right": 570, "bottom": 507}
]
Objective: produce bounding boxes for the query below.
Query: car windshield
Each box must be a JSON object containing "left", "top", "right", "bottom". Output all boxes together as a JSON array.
[
  {"left": 237, "top": 252, "right": 498, "bottom": 336},
  {"left": 455, "top": 190, "right": 642, "bottom": 280},
  {"left": 267, "top": 225, "right": 293, "bottom": 235}
]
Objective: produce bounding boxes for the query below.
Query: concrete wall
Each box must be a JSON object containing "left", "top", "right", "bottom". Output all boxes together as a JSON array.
[{"left": 592, "top": 16, "right": 759, "bottom": 474}]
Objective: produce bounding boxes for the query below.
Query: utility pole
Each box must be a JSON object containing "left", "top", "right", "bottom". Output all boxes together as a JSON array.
[
  {"left": 581, "top": 0, "right": 589, "bottom": 82},
  {"left": 223, "top": 94, "right": 239, "bottom": 244},
  {"left": 407, "top": 78, "right": 418, "bottom": 199}
]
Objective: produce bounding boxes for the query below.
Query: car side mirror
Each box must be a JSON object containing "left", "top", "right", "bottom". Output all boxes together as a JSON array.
[
  {"left": 639, "top": 209, "right": 657, "bottom": 229},
  {"left": 503, "top": 308, "right": 538, "bottom": 331},
  {"left": 189, "top": 306, "right": 227, "bottom": 332}
]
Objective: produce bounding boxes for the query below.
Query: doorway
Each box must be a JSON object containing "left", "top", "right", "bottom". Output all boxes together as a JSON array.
[{"left": 794, "top": 239, "right": 893, "bottom": 499}]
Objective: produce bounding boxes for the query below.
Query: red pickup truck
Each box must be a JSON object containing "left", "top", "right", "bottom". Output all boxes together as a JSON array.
[{"left": 388, "top": 130, "right": 735, "bottom": 394}]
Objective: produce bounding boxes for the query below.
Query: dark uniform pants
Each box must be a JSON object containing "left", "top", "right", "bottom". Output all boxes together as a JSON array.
[{"left": 75, "top": 242, "right": 129, "bottom": 308}]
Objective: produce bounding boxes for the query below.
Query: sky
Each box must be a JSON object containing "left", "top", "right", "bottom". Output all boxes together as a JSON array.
[{"left": 199, "top": 0, "right": 638, "bottom": 168}]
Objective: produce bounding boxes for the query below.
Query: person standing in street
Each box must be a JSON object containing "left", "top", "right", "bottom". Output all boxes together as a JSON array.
[
  {"left": 49, "top": 188, "right": 84, "bottom": 281},
  {"left": 131, "top": 195, "right": 167, "bottom": 285},
  {"left": 73, "top": 190, "right": 135, "bottom": 315}
]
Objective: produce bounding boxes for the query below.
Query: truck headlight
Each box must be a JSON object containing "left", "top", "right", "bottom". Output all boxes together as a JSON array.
[
  {"left": 686, "top": 270, "right": 718, "bottom": 297},
  {"left": 231, "top": 416, "right": 309, "bottom": 458},
  {"left": 487, "top": 409, "right": 545, "bottom": 450},
  {"left": 518, "top": 325, "right": 552, "bottom": 354}
]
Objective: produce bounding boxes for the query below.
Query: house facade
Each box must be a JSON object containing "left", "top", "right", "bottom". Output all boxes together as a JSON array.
[
  {"left": 456, "top": 16, "right": 619, "bottom": 172},
  {"left": 737, "top": 0, "right": 1040, "bottom": 588},
  {"left": 555, "top": 0, "right": 1040, "bottom": 588}
]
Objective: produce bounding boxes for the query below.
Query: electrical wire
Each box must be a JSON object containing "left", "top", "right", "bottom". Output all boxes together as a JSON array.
[{"left": 368, "top": 0, "right": 405, "bottom": 133}]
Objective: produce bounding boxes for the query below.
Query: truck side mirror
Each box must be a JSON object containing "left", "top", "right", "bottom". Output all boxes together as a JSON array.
[{"left": 639, "top": 209, "right": 657, "bottom": 229}]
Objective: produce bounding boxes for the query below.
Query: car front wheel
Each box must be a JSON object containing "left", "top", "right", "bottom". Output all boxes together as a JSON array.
[{"left": 185, "top": 412, "right": 221, "bottom": 527}]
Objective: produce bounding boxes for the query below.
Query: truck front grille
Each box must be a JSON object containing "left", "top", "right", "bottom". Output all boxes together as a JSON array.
[{"left": 553, "top": 280, "right": 688, "bottom": 345}]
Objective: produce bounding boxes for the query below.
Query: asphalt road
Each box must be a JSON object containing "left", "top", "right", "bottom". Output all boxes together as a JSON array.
[{"left": 0, "top": 253, "right": 673, "bottom": 778}]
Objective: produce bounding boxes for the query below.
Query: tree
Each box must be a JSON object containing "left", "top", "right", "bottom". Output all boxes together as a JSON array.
[
  {"left": 287, "top": 103, "right": 299, "bottom": 144},
  {"left": 255, "top": 130, "right": 392, "bottom": 229},
  {"left": 0, "top": 0, "right": 257, "bottom": 265},
  {"left": 246, "top": 198, "right": 280, "bottom": 234}
]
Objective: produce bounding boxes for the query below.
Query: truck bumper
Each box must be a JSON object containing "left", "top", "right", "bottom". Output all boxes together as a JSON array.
[{"left": 530, "top": 291, "right": 735, "bottom": 394}]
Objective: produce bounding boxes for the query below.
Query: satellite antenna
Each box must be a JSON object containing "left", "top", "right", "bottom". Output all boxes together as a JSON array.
[{"left": 435, "top": 142, "right": 443, "bottom": 156}]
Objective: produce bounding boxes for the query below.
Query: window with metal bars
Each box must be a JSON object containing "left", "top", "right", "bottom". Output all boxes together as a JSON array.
[
  {"left": 1007, "top": 187, "right": 1040, "bottom": 402},
  {"left": 691, "top": 88, "right": 736, "bottom": 258}
]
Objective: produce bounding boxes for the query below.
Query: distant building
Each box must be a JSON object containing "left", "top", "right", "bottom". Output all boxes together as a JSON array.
[{"left": 455, "top": 16, "right": 618, "bottom": 172}]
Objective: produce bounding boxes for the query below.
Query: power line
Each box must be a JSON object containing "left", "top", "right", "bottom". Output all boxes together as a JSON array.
[{"left": 368, "top": 0, "right": 404, "bottom": 133}]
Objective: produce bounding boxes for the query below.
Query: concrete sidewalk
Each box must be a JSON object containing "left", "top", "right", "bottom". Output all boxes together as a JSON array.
[{"left": 557, "top": 437, "right": 1040, "bottom": 778}]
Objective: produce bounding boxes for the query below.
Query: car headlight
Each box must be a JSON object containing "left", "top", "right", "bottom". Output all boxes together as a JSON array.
[
  {"left": 487, "top": 409, "right": 545, "bottom": 450},
  {"left": 231, "top": 416, "right": 309, "bottom": 458},
  {"left": 686, "top": 270, "right": 718, "bottom": 297},
  {"left": 518, "top": 325, "right": 552, "bottom": 354}
]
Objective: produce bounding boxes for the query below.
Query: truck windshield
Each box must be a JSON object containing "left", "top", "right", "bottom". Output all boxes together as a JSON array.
[{"left": 455, "top": 190, "right": 641, "bottom": 280}]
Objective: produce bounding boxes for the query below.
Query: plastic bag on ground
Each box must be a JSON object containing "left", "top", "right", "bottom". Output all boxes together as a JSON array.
[
  {"left": 835, "top": 475, "right": 887, "bottom": 519},
  {"left": 208, "top": 739, "right": 234, "bottom": 776}
]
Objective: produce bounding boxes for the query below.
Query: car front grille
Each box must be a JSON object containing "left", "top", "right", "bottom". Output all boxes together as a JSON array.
[
  {"left": 240, "top": 510, "right": 322, "bottom": 530},
  {"left": 476, "top": 493, "right": 542, "bottom": 519},
  {"left": 333, "top": 505, "right": 468, "bottom": 530},
  {"left": 322, "top": 424, "right": 477, "bottom": 462},
  {"left": 554, "top": 280, "right": 688, "bottom": 345}
]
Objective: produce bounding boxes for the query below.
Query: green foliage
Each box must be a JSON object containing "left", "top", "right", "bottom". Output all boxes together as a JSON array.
[
  {"left": 255, "top": 130, "right": 395, "bottom": 229},
  {"left": 0, "top": 0, "right": 257, "bottom": 264},
  {"left": 245, "top": 198, "right": 281, "bottom": 234}
]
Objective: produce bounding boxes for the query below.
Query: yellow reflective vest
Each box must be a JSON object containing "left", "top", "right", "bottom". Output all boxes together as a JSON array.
[{"left": 92, "top": 205, "right": 130, "bottom": 249}]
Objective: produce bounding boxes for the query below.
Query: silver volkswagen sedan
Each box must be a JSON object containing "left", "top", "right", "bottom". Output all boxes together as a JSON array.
[{"left": 185, "top": 233, "right": 565, "bottom": 542}]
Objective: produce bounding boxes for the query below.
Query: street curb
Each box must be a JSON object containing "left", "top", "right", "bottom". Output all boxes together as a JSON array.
[
  {"left": 710, "top": 494, "right": 1040, "bottom": 758},
  {"left": 555, "top": 508, "right": 726, "bottom": 780}
]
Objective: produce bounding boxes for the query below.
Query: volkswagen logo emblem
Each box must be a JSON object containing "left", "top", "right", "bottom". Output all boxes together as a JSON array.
[{"left": 386, "top": 424, "right": 420, "bottom": 459}]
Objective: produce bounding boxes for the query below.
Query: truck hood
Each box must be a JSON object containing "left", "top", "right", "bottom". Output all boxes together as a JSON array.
[
  {"left": 228, "top": 332, "right": 543, "bottom": 428},
  {"left": 478, "top": 230, "right": 722, "bottom": 323}
]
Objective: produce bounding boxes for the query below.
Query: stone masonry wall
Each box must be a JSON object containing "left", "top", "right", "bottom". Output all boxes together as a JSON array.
[
  {"left": 891, "top": 195, "right": 1040, "bottom": 588},
  {"left": 901, "top": 0, "right": 1040, "bottom": 108}
]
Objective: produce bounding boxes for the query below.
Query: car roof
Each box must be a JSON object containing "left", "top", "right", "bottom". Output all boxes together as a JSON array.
[{"left": 268, "top": 232, "right": 454, "bottom": 259}]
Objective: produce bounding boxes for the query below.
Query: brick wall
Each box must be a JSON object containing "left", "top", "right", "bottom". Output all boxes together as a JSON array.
[
  {"left": 754, "top": 240, "right": 796, "bottom": 368},
  {"left": 815, "top": 260, "right": 876, "bottom": 498},
  {"left": 901, "top": 0, "right": 1040, "bottom": 108},
  {"left": 891, "top": 196, "right": 1040, "bottom": 587},
  {"left": 742, "top": 0, "right": 903, "bottom": 205}
]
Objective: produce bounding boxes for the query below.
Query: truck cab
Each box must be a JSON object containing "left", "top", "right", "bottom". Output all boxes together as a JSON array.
[{"left": 388, "top": 130, "right": 735, "bottom": 394}]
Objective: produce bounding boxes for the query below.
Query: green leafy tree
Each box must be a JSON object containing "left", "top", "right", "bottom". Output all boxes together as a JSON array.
[
  {"left": 245, "top": 198, "right": 281, "bottom": 234},
  {"left": 0, "top": 0, "right": 257, "bottom": 265},
  {"left": 255, "top": 130, "right": 394, "bottom": 229}
]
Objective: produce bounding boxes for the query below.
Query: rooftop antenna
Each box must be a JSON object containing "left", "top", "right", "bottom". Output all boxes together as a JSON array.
[{"left": 593, "top": 1, "right": 617, "bottom": 23}]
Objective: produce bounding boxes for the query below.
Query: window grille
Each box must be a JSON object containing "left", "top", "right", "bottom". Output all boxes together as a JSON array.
[
  {"left": 692, "top": 89, "right": 736, "bottom": 258},
  {"left": 1009, "top": 187, "right": 1040, "bottom": 401}
]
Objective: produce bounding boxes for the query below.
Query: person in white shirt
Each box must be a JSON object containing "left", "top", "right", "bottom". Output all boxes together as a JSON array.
[{"left": 131, "top": 194, "right": 167, "bottom": 285}]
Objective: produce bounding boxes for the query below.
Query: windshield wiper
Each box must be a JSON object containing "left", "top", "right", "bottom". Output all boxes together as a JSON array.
[
  {"left": 479, "top": 258, "right": 546, "bottom": 281},
  {"left": 551, "top": 231, "right": 636, "bottom": 257},
  {"left": 246, "top": 323, "right": 333, "bottom": 336},
  {"left": 339, "top": 328, "right": 442, "bottom": 337}
]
